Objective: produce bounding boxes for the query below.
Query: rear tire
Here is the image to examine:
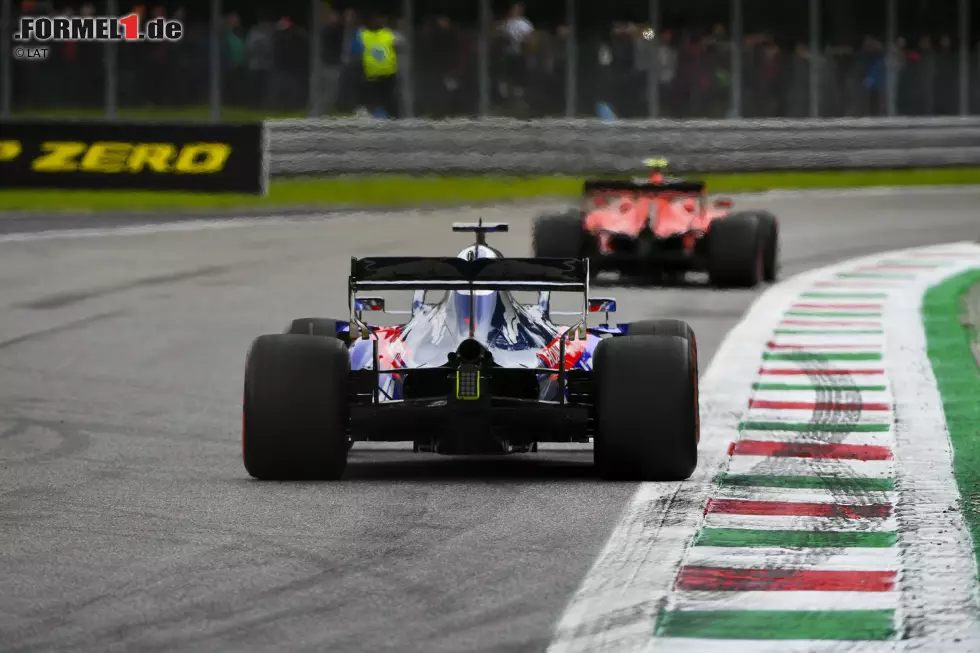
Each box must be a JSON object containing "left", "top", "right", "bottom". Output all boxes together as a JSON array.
[
  {"left": 593, "top": 334, "right": 699, "bottom": 481},
  {"left": 243, "top": 334, "right": 350, "bottom": 480},
  {"left": 705, "top": 213, "right": 764, "bottom": 288},
  {"left": 627, "top": 318, "right": 696, "bottom": 342},
  {"left": 532, "top": 210, "right": 587, "bottom": 259},
  {"left": 627, "top": 319, "right": 699, "bottom": 378}
]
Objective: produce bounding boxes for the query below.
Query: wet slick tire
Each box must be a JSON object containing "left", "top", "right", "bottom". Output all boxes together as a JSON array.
[
  {"left": 243, "top": 334, "right": 350, "bottom": 480},
  {"left": 532, "top": 210, "right": 586, "bottom": 259},
  {"left": 286, "top": 317, "right": 346, "bottom": 338},
  {"left": 593, "top": 334, "right": 699, "bottom": 481},
  {"left": 706, "top": 213, "right": 764, "bottom": 288}
]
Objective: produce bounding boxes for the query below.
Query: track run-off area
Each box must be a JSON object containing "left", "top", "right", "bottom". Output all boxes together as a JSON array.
[{"left": 1, "top": 187, "right": 979, "bottom": 652}]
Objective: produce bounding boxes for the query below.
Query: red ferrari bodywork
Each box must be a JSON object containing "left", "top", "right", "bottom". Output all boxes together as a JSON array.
[{"left": 583, "top": 187, "right": 732, "bottom": 255}]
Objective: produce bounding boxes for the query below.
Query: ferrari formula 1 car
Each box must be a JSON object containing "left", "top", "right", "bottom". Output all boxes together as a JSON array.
[
  {"left": 532, "top": 162, "right": 779, "bottom": 287},
  {"left": 242, "top": 221, "right": 698, "bottom": 482}
]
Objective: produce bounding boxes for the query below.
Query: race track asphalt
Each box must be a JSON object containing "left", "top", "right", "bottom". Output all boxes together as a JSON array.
[{"left": 0, "top": 188, "right": 977, "bottom": 653}]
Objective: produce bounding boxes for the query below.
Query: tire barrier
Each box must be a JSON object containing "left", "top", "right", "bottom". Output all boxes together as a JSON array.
[{"left": 266, "top": 117, "right": 980, "bottom": 176}]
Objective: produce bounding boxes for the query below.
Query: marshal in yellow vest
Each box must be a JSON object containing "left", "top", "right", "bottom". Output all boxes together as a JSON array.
[{"left": 361, "top": 29, "right": 398, "bottom": 79}]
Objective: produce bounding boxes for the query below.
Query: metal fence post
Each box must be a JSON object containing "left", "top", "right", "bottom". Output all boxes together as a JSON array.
[
  {"left": 808, "top": 0, "right": 820, "bottom": 117},
  {"left": 401, "top": 0, "right": 414, "bottom": 118},
  {"left": 209, "top": 0, "right": 221, "bottom": 122},
  {"left": 959, "top": 0, "right": 969, "bottom": 115},
  {"left": 0, "top": 0, "right": 11, "bottom": 118},
  {"left": 105, "top": 0, "right": 118, "bottom": 119},
  {"left": 564, "top": 0, "right": 576, "bottom": 118},
  {"left": 729, "top": 0, "right": 742, "bottom": 118},
  {"left": 476, "top": 0, "right": 491, "bottom": 118},
  {"left": 478, "top": 0, "right": 490, "bottom": 118},
  {"left": 647, "top": 0, "right": 660, "bottom": 118},
  {"left": 309, "top": 0, "right": 322, "bottom": 117},
  {"left": 885, "top": 0, "right": 896, "bottom": 116}
]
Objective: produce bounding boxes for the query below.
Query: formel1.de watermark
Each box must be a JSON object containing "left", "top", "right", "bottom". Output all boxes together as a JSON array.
[{"left": 13, "top": 13, "right": 183, "bottom": 43}]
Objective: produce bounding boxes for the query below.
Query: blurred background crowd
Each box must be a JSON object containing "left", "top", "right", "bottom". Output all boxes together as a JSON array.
[{"left": 2, "top": 0, "right": 979, "bottom": 120}]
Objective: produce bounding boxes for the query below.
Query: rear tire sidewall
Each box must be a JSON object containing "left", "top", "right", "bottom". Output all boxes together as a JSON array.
[
  {"left": 593, "top": 334, "right": 699, "bottom": 481},
  {"left": 706, "top": 213, "right": 764, "bottom": 288},
  {"left": 755, "top": 212, "right": 779, "bottom": 282},
  {"left": 532, "top": 210, "right": 590, "bottom": 260},
  {"left": 626, "top": 318, "right": 699, "bottom": 384},
  {"left": 243, "top": 334, "right": 350, "bottom": 480}
]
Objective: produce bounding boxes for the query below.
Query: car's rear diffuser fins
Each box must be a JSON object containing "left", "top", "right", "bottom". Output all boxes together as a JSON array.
[{"left": 350, "top": 257, "right": 587, "bottom": 292}]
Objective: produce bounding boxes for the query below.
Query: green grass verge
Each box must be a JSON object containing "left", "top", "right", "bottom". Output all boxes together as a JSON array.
[
  {"left": 3, "top": 168, "right": 980, "bottom": 213},
  {"left": 922, "top": 268, "right": 980, "bottom": 580}
]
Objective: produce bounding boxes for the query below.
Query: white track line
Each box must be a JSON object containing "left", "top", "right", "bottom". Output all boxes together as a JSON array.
[
  {"left": 702, "top": 514, "right": 897, "bottom": 532},
  {"left": 710, "top": 487, "right": 896, "bottom": 504},
  {"left": 684, "top": 546, "right": 900, "bottom": 571},
  {"left": 667, "top": 591, "right": 901, "bottom": 612},
  {"left": 726, "top": 456, "right": 895, "bottom": 479}
]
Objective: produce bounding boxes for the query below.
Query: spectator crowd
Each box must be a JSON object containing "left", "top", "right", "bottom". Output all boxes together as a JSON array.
[{"left": 5, "top": 1, "right": 980, "bottom": 118}]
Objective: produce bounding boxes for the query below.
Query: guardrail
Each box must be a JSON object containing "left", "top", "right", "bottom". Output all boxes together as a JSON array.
[{"left": 267, "top": 117, "right": 980, "bottom": 176}]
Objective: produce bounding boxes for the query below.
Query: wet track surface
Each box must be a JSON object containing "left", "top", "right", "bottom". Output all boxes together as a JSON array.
[{"left": 0, "top": 189, "right": 977, "bottom": 652}]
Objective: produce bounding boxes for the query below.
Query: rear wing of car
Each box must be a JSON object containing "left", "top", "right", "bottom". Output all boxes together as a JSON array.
[
  {"left": 349, "top": 256, "right": 588, "bottom": 292},
  {"left": 348, "top": 256, "right": 590, "bottom": 344},
  {"left": 583, "top": 179, "right": 705, "bottom": 194}
]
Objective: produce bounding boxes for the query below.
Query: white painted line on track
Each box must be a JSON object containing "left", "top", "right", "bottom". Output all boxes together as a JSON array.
[
  {"left": 684, "top": 546, "right": 901, "bottom": 571},
  {"left": 725, "top": 456, "right": 895, "bottom": 479},
  {"left": 710, "top": 487, "right": 896, "bottom": 504},
  {"left": 730, "top": 185, "right": 980, "bottom": 202},
  {"left": 743, "top": 408, "right": 893, "bottom": 423},
  {"left": 702, "top": 513, "right": 897, "bottom": 532},
  {"left": 0, "top": 216, "right": 305, "bottom": 243},
  {"left": 767, "top": 334, "right": 887, "bottom": 346},
  {"left": 758, "top": 359, "right": 887, "bottom": 372},
  {"left": 751, "top": 390, "right": 893, "bottom": 403},
  {"left": 668, "top": 591, "right": 901, "bottom": 612}
]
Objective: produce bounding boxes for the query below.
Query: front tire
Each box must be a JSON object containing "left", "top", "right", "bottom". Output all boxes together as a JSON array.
[
  {"left": 593, "top": 334, "right": 699, "bottom": 481},
  {"left": 243, "top": 334, "right": 350, "bottom": 480}
]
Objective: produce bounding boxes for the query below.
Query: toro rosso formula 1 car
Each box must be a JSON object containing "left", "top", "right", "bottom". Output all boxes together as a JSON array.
[
  {"left": 532, "top": 160, "right": 779, "bottom": 287},
  {"left": 242, "top": 221, "right": 698, "bottom": 482}
]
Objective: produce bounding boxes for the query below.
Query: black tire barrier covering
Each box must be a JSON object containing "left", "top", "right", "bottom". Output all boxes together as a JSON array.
[{"left": 266, "top": 117, "right": 980, "bottom": 176}]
